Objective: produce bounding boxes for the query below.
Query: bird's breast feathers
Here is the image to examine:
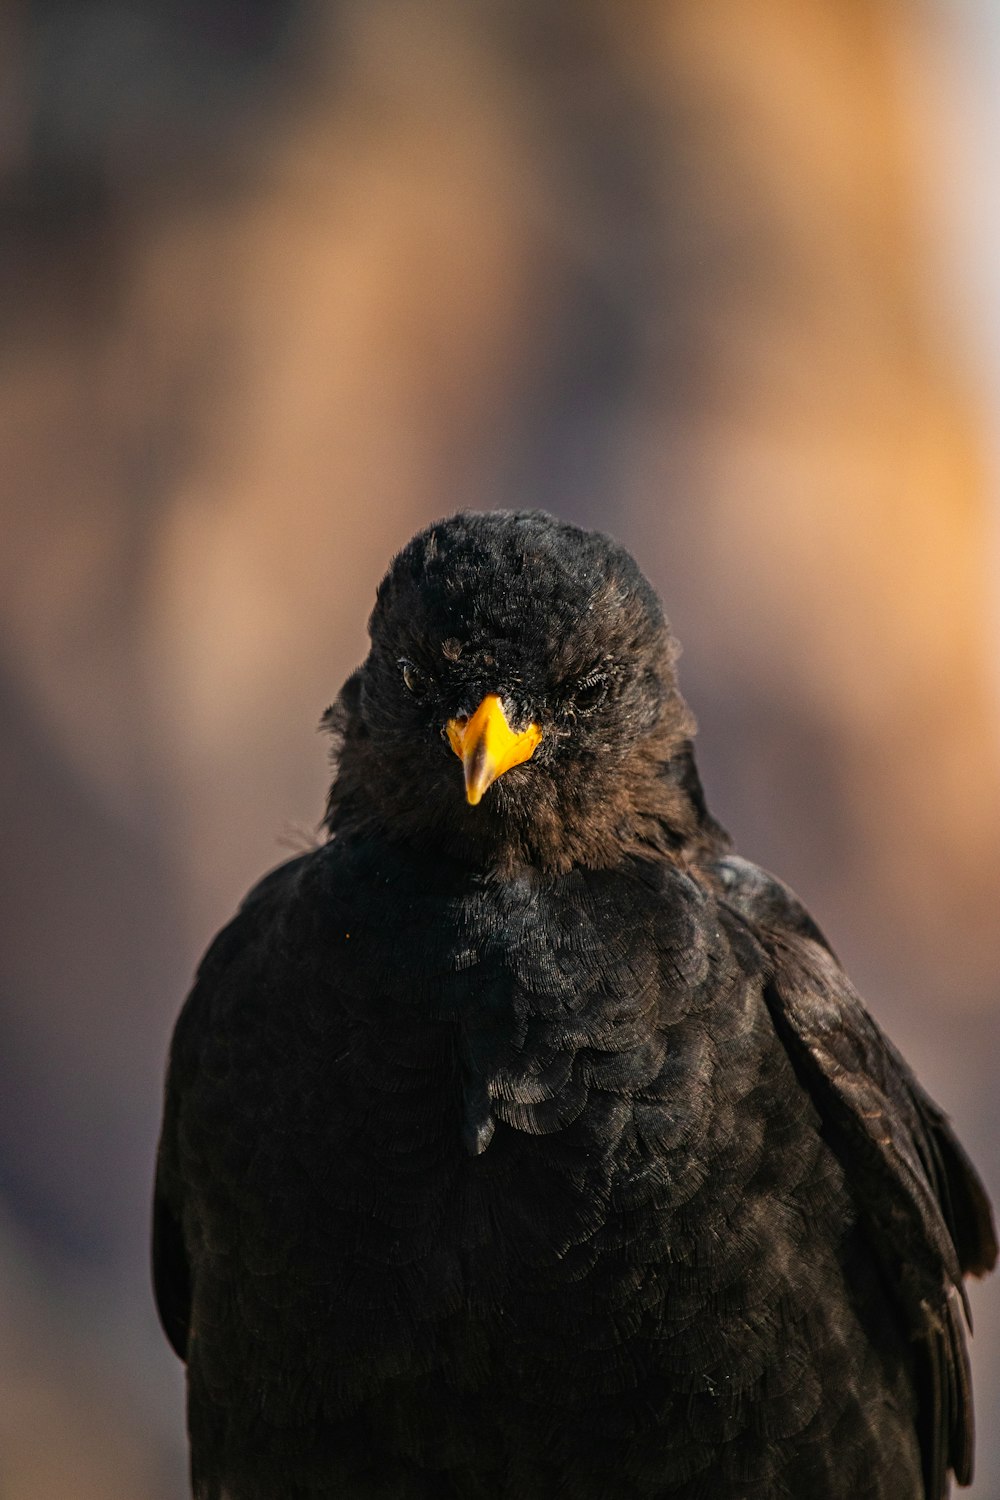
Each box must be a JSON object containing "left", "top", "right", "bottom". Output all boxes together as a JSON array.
[{"left": 183, "top": 842, "right": 819, "bottom": 1282}]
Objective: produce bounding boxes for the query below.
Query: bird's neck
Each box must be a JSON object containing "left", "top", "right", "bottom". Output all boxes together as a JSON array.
[{"left": 325, "top": 731, "right": 729, "bottom": 880}]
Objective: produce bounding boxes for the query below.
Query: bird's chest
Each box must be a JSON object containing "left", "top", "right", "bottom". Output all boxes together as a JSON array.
[
  {"left": 188, "top": 863, "right": 837, "bottom": 1476},
  {"left": 214, "top": 867, "right": 757, "bottom": 1300}
]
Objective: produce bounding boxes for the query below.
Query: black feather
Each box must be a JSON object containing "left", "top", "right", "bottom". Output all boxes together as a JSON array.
[{"left": 154, "top": 511, "right": 995, "bottom": 1500}]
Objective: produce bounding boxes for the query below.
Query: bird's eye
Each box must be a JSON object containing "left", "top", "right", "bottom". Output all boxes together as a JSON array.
[
  {"left": 573, "top": 672, "right": 608, "bottom": 714},
  {"left": 398, "top": 659, "right": 427, "bottom": 697}
]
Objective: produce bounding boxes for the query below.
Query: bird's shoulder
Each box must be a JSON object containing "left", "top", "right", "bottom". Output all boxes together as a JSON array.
[
  {"left": 711, "top": 851, "right": 995, "bottom": 1281},
  {"left": 711, "top": 852, "right": 836, "bottom": 954},
  {"left": 168, "top": 838, "right": 424, "bottom": 1049}
]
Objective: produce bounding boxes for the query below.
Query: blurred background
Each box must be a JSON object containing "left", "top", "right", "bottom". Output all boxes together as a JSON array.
[{"left": 2, "top": 1, "right": 999, "bottom": 1495}]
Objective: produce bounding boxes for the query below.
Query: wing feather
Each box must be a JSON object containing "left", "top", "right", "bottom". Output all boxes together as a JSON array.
[
  {"left": 715, "top": 855, "right": 996, "bottom": 1497},
  {"left": 151, "top": 852, "right": 314, "bottom": 1364}
]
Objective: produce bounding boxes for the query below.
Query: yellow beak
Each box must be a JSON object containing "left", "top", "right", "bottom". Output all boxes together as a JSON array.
[{"left": 445, "top": 695, "right": 542, "bottom": 806}]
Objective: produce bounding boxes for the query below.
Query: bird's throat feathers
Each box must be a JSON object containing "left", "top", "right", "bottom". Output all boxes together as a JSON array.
[{"left": 322, "top": 674, "right": 726, "bottom": 878}]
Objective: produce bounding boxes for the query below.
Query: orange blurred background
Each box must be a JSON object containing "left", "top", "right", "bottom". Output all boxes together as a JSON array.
[{"left": 1, "top": 3, "right": 998, "bottom": 1495}]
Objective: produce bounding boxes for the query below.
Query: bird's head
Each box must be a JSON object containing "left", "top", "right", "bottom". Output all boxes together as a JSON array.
[{"left": 324, "top": 511, "right": 724, "bottom": 874}]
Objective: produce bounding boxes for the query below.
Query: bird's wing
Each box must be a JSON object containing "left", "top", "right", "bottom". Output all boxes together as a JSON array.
[
  {"left": 151, "top": 852, "right": 315, "bottom": 1363},
  {"left": 715, "top": 855, "right": 997, "bottom": 1498},
  {"left": 152, "top": 1169, "right": 191, "bottom": 1360}
]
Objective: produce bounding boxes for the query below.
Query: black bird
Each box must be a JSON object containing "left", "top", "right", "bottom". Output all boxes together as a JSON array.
[{"left": 154, "top": 510, "right": 996, "bottom": 1500}]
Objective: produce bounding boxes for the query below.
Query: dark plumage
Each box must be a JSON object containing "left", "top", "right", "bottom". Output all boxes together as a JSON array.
[{"left": 154, "top": 510, "right": 996, "bottom": 1500}]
